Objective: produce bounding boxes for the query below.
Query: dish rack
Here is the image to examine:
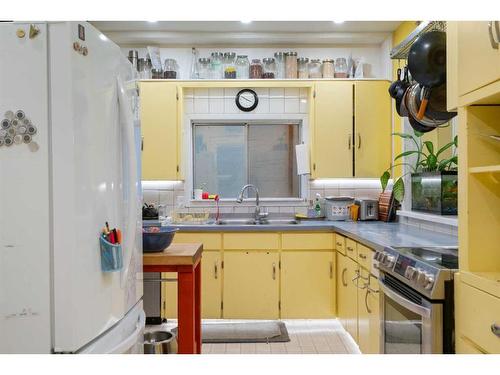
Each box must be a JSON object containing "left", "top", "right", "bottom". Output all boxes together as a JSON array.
[
  {"left": 170, "top": 209, "right": 210, "bottom": 224},
  {"left": 390, "top": 21, "right": 447, "bottom": 60}
]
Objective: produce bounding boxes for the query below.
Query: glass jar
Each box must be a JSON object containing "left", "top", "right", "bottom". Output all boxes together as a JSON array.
[
  {"left": 249, "top": 59, "right": 263, "bottom": 79},
  {"left": 334, "top": 57, "right": 348, "bottom": 78},
  {"left": 235, "top": 55, "right": 250, "bottom": 79},
  {"left": 163, "top": 58, "right": 178, "bottom": 79},
  {"left": 198, "top": 58, "right": 211, "bottom": 79},
  {"left": 274, "top": 52, "right": 286, "bottom": 79},
  {"left": 137, "top": 58, "right": 152, "bottom": 79},
  {"left": 151, "top": 68, "right": 163, "bottom": 79},
  {"left": 322, "top": 59, "right": 335, "bottom": 78},
  {"left": 223, "top": 52, "right": 237, "bottom": 79},
  {"left": 285, "top": 52, "right": 298, "bottom": 79},
  {"left": 297, "top": 57, "right": 309, "bottom": 79},
  {"left": 308, "top": 59, "right": 322, "bottom": 79},
  {"left": 210, "top": 52, "right": 224, "bottom": 79},
  {"left": 262, "top": 58, "right": 276, "bottom": 79}
]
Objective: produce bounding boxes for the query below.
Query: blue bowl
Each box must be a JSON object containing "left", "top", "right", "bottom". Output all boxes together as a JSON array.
[{"left": 142, "top": 226, "right": 178, "bottom": 253}]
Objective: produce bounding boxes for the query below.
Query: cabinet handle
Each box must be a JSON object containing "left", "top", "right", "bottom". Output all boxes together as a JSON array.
[
  {"left": 336, "top": 242, "right": 342, "bottom": 247},
  {"left": 348, "top": 134, "right": 352, "bottom": 150},
  {"left": 272, "top": 263, "right": 276, "bottom": 280},
  {"left": 347, "top": 246, "right": 354, "bottom": 252},
  {"left": 141, "top": 136, "right": 144, "bottom": 151},
  {"left": 329, "top": 261, "right": 333, "bottom": 279},
  {"left": 491, "top": 323, "right": 500, "bottom": 337},
  {"left": 359, "top": 254, "right": 367, "bottom": 260},
  {"left": 365, "top": 289, "right": 372, "bottom": 314},
  {"left": 488, "top": 21, "right": 499, "bottom": 49},
  {"left": 495, "top": 21, "right": 500, "bottom": 43},
  {"left": 357, "top": 133, "right": 361, "bottom": 149},
  {"left": 341, "top": 268, "right": 348, "bottom": 287},
  {"left": 214, "top": 261, "right": 218, "bottom": 279}
]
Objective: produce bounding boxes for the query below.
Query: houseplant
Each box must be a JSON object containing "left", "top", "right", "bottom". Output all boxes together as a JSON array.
[{"left": 380, "top": 130, "right": 458, "bottom": 214}]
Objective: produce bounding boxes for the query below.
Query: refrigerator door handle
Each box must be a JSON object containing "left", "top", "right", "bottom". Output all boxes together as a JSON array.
[
  {"left": 117, "top": 76, "right": 139, "bottom": 285},
  {"left": 107, "top": 309, "right": 145, "bottom": 354}
]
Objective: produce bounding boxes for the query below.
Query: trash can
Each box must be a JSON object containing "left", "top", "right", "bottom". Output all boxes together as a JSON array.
[{"left": 144, "top": 331, "right": 177, "bottom": 354}]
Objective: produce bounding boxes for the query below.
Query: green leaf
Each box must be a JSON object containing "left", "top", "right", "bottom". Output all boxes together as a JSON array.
[
  {"left": 423, "top": 141, "right": 434, "bottom": 155},
  {"left": 392, "top": 132, "right": 416, "bottom": 140},
  {"left": 380, "top": 171, "right": 390, "bottom": 192},
  {"left": 436, "top": 141, "right": 455, "bottom": 158},
  {"left": 454, "top": 135, "right": 458, "bottom": 147},
  {"left": 393, "top": 177, "right": 405, "bottom": 203},
  {"left": 426, "top": 154, "right": 438, "bottom": 171},
  {"left": 394, "top": 150, "right": 424, "bottom": 161},
  {"left": 413, "top": 130, "right": 424, "bottom": 138}
]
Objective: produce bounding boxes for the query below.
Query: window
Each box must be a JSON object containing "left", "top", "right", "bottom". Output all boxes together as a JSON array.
[{"left": 193, "top": 122, "right": 300, "bottom": 199}]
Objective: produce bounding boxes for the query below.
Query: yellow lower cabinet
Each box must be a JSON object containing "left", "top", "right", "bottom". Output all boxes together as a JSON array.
[
  {"left": 357, "top": 272, "right": 380, "bottom": 354},
  {"left": 337, "top": 251, "right": 359, "bottom": 342},
  {"left": 223, "top": 251, "right": 280, "bottom": 319},
  {"left": 456, "top": 336, "right": 487, "bottom": 354},
  {"left": 161, "top": 250, "right": 222, "bottom": 319},
  {"left": 281, "top": 250, "right": 335, "bottom": 318}
]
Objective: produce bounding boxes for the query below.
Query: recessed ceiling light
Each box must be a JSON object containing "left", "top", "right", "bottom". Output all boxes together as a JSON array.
[
  {"left": 147, "top": 21, "right": 158, "bottom": 23},
  {"left": 333, "top": 20, "right": 345, "bottom": 24},
  {"left": 241, "top": 20, "right": 252, "bottom": 24}
]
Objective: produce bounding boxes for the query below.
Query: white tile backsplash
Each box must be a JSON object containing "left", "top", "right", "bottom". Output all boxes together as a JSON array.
[
  {"left": 208, "top": 88, "right": 224, "bottom": 113},
  {"left": 193, "top": 88, "right": 209, "bottom": 113}
]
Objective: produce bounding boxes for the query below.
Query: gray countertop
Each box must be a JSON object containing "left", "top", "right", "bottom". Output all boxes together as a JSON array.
[{"left": 147, "top": 219, "right": 458, "bottom": 252}]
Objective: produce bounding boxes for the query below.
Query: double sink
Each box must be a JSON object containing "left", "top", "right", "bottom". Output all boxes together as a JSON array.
[{"left": 216, "top": 217, "right": 299, "bottom": 226}]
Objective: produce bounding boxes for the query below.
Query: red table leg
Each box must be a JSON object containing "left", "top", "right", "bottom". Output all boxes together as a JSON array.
[
  {"left": 195, "top": 262, "right": 202, "bottom": 354},
  {"left": 177, "top": 269, "right": 195, "bottom": 354}
]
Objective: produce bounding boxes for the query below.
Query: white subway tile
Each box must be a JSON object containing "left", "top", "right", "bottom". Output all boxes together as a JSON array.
[
  {"left": 234, "top": 206, "right": 250, "bottom": 214},
  {"left": 279, "top": 206, "right": 295, "bottom": 214},
  {"left": 355, "top": 189, "right": 382, "bottom": 199},
  {"left": 194, "top": 88, "right": 209, "bottom": 113},
  {"left": 269, "top": 87, "right": 284, "bottom": 113},
  {"left": 324, "top": 188, "right": 340, "bottom": 197},
  {"left": 143, "top": 190, "right": 159, "bottom": 205},
  {"left": 255, "top": 88, "right": 270, "bottom": 114},
  {"left": 159, "top": 191, "right": 174, "bottom": 206},
  {"left": 209, "top": 88, "right": 224, "bottom": 113},
  {"left": 284, "top": 87, "right": 300, "bottom": 113},
  {"left": 338, "top": 189, "right": 355, "bottom": 198},
  {"left": 224, "top": 88, "right": 239, "bottom": 114}
]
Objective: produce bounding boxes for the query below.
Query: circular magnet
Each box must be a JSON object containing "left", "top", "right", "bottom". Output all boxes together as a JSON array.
[
  {"left": 28, "top": 141, "right": 39, "bottom": 152},
  {"left": 27, "top": 125, "right": 37, "bottom": 135},
  {"left": 4, "top": 111, "right": 14, "bottom": 120},
  {"left": 4, "top": 137, "right": 13, "bottom": 146},
  {"left": 0, "top": 138, "right": 4, "bottom": 147},
  {"left": 23, "top": 134, "right": 32, "bottom": 144},
  {"left": 7, "top": 127, "right": 16, "bottom": 136},
  {"left": 0, "top": 129, "right": 7, "bottom": 137},
  {"left": 13, "top": 134, "right": 23, "bottom": 144},
  {"left": 15, "top": 110, "right": 25, "bottom": 120},
  {"left": 22, "top": 118, "right": 31, "bottom": 126},
  {"left": 16, "top": 29, "right": 26, "bottom": 38},
  {"left": 17, "top": 125, "right": 27, "bottom": 134},
  {"left": 11, "top": 119, "right": 19, "bottom": 127},
  {"left": 1, "top": 119, "right": 10, "bottom": 129}
]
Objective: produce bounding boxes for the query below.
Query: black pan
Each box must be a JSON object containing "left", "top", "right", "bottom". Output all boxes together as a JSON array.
[
  {"left": 394, "top": 66, "right": 410, "bottom": 116},
  {"left": 408, "top": 113, "right": 435, "bottom": 133},
  {"left": 408, "top": 31, "right": 447, "bottom": 120},
  {"left": 389, "top": 68, "right": 402, "bottom": 98}
]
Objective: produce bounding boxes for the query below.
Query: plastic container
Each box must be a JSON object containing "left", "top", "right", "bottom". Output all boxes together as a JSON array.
[
  {"left": 235, "top": 55, "right": 250, "bottom": 79},
  {"left": 324, "top": 196, "right": 355, "bottom": 221},
  {"left": 274, "top": 52, "right": 286, "bottom": 79},
  {"left": 99, "top": 235, "right": 123, "bottom": 272},
  {"left": 322, "top": 59, "right": 335, "bottom": 78},
  {"left": 334, "top": 57, "right": 348, "bottom": 78},
  {"left": 285, "top": 52, "right": 298, "bottom": 79},
  {"left": 297, "top": 57, "right": 309, "bottom": 79},
  {"left": 249, "top": 59, "right": 263, "bottom": 79},
  {"left": 308, "top": 59, "right": 322, "bottom": 78}
]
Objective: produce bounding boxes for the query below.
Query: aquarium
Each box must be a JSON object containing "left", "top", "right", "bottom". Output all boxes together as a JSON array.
[{"left": 411, "top": 171, "right": 458, "bottom": 215}]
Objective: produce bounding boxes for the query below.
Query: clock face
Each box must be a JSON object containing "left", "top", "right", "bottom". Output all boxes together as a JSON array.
[{"left": 236, "top": 89, "right": 258, "bottom": 112}]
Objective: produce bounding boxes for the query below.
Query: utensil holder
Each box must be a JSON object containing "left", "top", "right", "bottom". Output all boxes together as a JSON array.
[{"left": 99, "top": 235, "right": 123, "bottom": 272}]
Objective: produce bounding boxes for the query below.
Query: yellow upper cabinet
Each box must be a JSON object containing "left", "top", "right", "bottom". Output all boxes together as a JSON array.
[
  {"left": 354, "top": 81, "right": 392, "bottom": 178},
  {"left": 457, "top": 21, "right": 500, "bottom": 96},
  {"left": 139, "top": 81, "right": 181, "bottom": 180},
  {"left": 312, "top": 81, "right": 354, "bottom": 178}
]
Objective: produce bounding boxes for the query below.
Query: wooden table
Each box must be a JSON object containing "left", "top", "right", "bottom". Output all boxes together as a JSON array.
[{"left": 143, "top": 243, "right": 203, "bottom": 354}]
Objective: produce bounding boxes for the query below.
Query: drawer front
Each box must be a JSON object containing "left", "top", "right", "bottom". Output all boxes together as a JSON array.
[
  {"left": 456, "top": 336, "right": 487, "bottom": 354},
  {"left": 457, "top": 281, "right": 500, "bottom": 354},
  {"left": 345, "top": 238, "right": 357, "bottom": 260},
  {"left": 282, "top": 233, "right": 334, "bottom": 250},
  {"left": 335, "top": 234, "right": 346, "bottom": 255},
  {"left": 223, "top": 233, "right": 280, "bottom": 250},
  {"left": 357, "top": 243, "right": 374, "bottom": 272},
  {"left": 173, "top": 232, "right": 221, "bottom": 250}
]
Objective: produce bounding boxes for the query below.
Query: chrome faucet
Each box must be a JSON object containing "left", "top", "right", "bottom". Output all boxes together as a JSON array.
[{"left": 236, "top": 184, "right": 268, "bottom": 222}]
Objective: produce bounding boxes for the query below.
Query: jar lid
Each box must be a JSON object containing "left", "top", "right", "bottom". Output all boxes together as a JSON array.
[
  {"left": 236, "top": 55, "right": 248, "bottom": 58},
  {"left": 199, "top": 57, "right": 211, "bottom": 63},
  {"left": 223, "top": 52, "right": 236, "bottom": 58},
  {"left": 211, "top": 52, "right": 224, "bottom": 58},
  {"left": 251, "top": 59, "right": 262, "bottom": 63},
  {"left": 285, "top": 51, "right": 298, "bottom": 56},
  {"left": 322, "top": 59, "right": 334, "bottom": 63},
  {"left": 310, "top": 59, "right": 321, "bottom": 63},
  {"left": 274, "top": 52, "right": 285, "bottom": 57},
  {"left": 297, "top": 57, "right": 309, "bottom": 63},
  {"left": 263, "top": 57, "right": 275, "bottom": 63}
]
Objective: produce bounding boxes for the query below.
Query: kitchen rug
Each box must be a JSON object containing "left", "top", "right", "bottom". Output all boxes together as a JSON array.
[{"left": 173, "top": 321, "right": 290, "bottom": 343}]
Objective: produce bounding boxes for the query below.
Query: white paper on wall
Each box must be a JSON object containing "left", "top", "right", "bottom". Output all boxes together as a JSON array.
[{"left": 295, "top": 143, "right": 310, "bottom": 175}]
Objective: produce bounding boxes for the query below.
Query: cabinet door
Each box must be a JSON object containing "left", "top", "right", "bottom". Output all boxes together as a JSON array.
[
  {"left": 281, "top": 251, "right": 335, "bottom": 318},
  {"left": 345, "top": 255, "right": 360, "bottom": 342},
  {"left": 354, "top": 81, "right": 392, "bottom": 178},
  {"left": 358, "top": 273, "right": 380, "bottom": 354},
  {"left": 162, "top": 251, "right": 222, "bottom": 319},
  {"left": 312, "top": 81, "right": 353, "bottom": 178},
  {"left": 223, "top": 251, "right": 280, "bottom": 319},
  {"left": 457, "top": 21, "right": 500, "bottom": 96},
  {"left": 139, "top": 81, "right": 180, "bottom": 180},
  {"left": 337, "top": 252, "right": 358, "bottom": 341}
]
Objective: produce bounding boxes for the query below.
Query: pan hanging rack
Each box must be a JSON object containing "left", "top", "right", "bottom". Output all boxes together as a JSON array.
[{"left": 390, "top": 21, "right": 447, "bottom": 60}]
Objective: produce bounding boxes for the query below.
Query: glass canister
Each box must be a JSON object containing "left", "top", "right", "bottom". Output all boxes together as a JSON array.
[
  {"left": 262, "top": 58, "right": 276, "bottom": 79},
  {"left": 334, "top": 57, "right": 348, "bottom": 78},
  {"left": 137, "top": 58, "right": 151, "bottom": 79},
  {"left": 297, "top": 57, "right": 309, "bottom": 79},
  {"left": 223, "top": 52, "right": 237, "bottom": 79},
  {"left": 249, "top": 59, "right": 263, "bottom": 79},
  {"left": 210, "top": 52, "right": 224, "bottom": 79},
  {"left": 274, "top": 52, "right": 286, "bottom": 79},
  {"left": 322, "top": 59, "right": 335, "bottom": 78},
  {"left": 151, "top": 68, "right": 163, "bottom": 79},
  {"left": 163, "top": 58, "right": 178, "bottom": 79},
  {"left": 198, "top": 58, "right": 211, "bottom": 79},
  {"left": 235, "top": 55, "right": 250, "bottom": 79},
  {"left": 308, "top": 59, "right": 322, "bottom": 79},
  {"left": 285, "top": 52, "right": 298, "bottom": 79}
]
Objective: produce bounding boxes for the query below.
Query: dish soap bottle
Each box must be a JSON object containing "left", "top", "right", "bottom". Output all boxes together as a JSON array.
[{"left": 314, "top": 193, "right": 322, "bottom": 217}]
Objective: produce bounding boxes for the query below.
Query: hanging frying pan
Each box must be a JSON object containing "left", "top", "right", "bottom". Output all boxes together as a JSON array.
[
  {"left": 408, "top": 113, "right": 435, "bottom": 133},
  {"left": 405, "top": 83, "right": 456, "bottom": 128},
  {"left": 389, "top": 68, "right": 402, "bottom": 98},
  {"left": 408, "top": 30, "right": 447, "bottom": 120},
  {"left": 394, "top": 66, "right": 410, "bottom": 116}
]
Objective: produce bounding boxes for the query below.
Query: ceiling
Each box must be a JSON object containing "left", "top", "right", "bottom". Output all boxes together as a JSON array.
[{"left": 90, "top": 21, "right": 402, "bottom": 46}]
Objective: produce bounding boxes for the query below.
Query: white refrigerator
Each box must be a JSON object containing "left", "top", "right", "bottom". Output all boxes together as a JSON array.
[{"left": 0, "top": 21, "right": 144, "bottom": 353}]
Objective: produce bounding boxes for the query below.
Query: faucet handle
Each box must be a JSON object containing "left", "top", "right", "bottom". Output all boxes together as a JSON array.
[{"left": 257, "top": 207, "right": 269, "bottom": 219}]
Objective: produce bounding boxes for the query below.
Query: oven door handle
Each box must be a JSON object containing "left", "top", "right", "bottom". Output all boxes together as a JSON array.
[{"left": 379, "top": 279, "right": 431, "bottom": 318}]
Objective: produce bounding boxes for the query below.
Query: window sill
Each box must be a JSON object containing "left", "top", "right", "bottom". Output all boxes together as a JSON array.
[
  {"left": 396, "top": 210, "right": 458, "bottom": 227},
  {"left": 187, "top": 198, "right": 307, "bottom": 207}
]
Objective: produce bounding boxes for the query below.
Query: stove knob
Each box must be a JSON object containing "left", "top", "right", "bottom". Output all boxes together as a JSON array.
[
  {"left": 385, "top": 255, "right": 396, "bottom": 267},
  {"left": 405, "top": 266, "right": 417, "bottom": 280},
  {"left": 424, "top": 275, "right": 435, "bottom": 290},
  {"left": 379, "top": 253, "right": 387, "bottom": 264},
  {"left": 416, "top": 269, "right": 427, "bottom": 286},
  {"left": 374, "top": 252, "right": 381, "bottom": 261}
]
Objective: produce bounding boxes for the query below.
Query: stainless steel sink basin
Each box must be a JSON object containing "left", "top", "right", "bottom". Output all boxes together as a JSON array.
[
  {"left": 216, "top": 218, "right": 299, "bottom": 225},
  {"left": 260, "top": 219, "right": 299, "bottom": 225},
  {"left": 216, "top": 219, "right": 257, "bottom": 225}
]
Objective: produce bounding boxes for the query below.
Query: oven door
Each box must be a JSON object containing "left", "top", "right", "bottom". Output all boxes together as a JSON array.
[{"left": 379, "top": 274, "right": 443, "bottom": 354}]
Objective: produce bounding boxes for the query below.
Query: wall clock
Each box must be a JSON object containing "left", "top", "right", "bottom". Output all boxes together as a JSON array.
[{"left": 235, "top": 89, "right": 258, "bottom": 112}]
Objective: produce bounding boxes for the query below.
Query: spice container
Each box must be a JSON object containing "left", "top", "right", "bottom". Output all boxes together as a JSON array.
[
  {"left": 297, "top": 57, "right": 309, "bottom": 79},
  {"left": 262, "top": 58, "right": 276, "bottom": 79},
  {"left": 235, "top": 55, "right": 250, "bottom": 79},
  {"left": 198, "top": 58, "right": 211, "bottom": 79},
  {"left": 163, "top": 59, "right": 178, "bottom": 79},
  {"left": 274, "top": 52, "right": 286, "bottom": 79},
  {"left": 334, "top": 57, "right": 348, "bottom": 78},
  {"left": 249, "top": 59, "right": 263, "bottom": 79},
  {"left": 138, "top": 58, "right": 152, "bottom": 79},
  {"left": 223, "top": 52, "right": 237, "bottom": 79},
  {"left": 322, "top": 59, "right": 335, "bottom": 78},
  {"left": 308, "top": 59, "right": 322, "bottom": 78},
  {"left": 210, "top": 52, "right": 224, "bottom": 79},
  {"left": 151, "top": 68, "right": 163, "bottom": 79},
  {"left": 285, "top": 52, "right": 298, "bottom": 79}
]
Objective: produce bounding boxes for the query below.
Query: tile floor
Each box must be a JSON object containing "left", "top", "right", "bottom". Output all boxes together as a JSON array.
[{"left": 151, "top": 319, "right": 360, "bottom": 354}]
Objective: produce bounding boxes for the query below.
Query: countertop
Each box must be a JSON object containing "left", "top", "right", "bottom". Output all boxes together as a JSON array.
[
  {"left": 146, "top": 219, "right": 458, "bottom": 252},
  {"left": 143, "top": 242, "right": 203, "bottom": 266}
]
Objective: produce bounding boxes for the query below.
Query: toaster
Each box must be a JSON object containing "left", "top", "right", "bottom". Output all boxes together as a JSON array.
[{"left": 355, "top": 198, "right": 379, "bottom": 221}]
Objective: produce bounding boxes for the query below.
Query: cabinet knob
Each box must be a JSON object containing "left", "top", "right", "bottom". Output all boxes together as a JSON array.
[
  {"left": 491, "top": 323, "right": 500, "bottom": 337},
  {"left": 272, "top": 263, "right": 276, "bottom": 280},
  {"left": 488, "top": 21, "right": 499, "bottom": 49},
  {"left": 214, "top": 261, "right": 218, "bottom": 279}
]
